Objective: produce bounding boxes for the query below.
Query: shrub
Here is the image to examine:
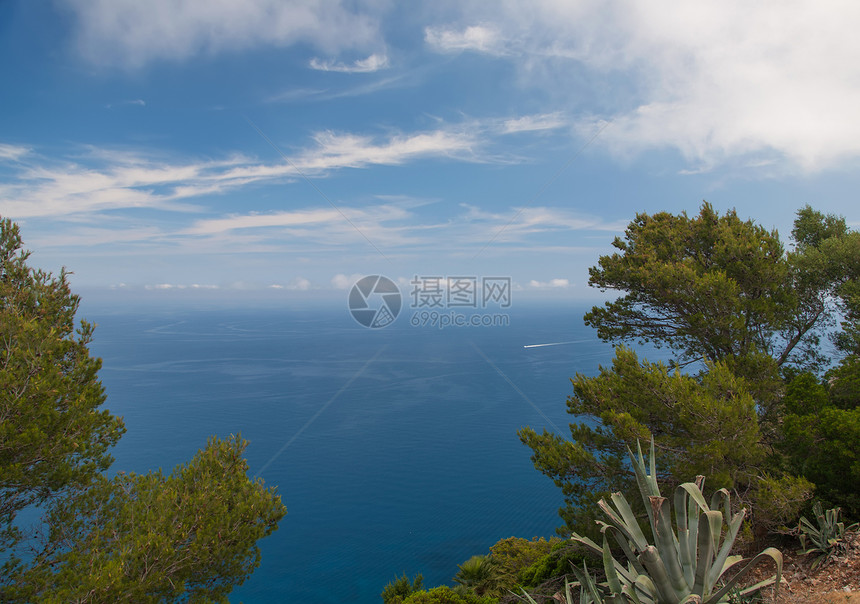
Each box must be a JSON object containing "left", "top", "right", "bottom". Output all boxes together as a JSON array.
[{"left": 382, "top": 573, "right": 424, "bottom": 604}]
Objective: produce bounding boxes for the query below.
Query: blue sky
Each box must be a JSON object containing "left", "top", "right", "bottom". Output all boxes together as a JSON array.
[{"left": 2, "top": 1, "right": 860, "bottom": 303}]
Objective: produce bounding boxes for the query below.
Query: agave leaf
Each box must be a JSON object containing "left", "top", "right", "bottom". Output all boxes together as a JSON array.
[
  {"left": 798, "top": 516, "right": 818, "bottom": 534},
  {"left": 633, "top": 574, "right": 657, "bottom": 604},
  {"left": 692, "top": 512, "right": 716, "bottom": 597},
  {"left": 621, "top": 574, "right": 654, "bottom": 604},
  {"left": 674, "top": 482, "right": 710, "bottom": 586},
  {"left": 649, "top": 438, "right": 657, "bottom": 490},
  {"left": 709, "top": 489, "right": 731, "bottom": 526},
  {"left": 604, "top": 525, "right": 648, "bottom": 579},
  {"left": 602, "top": 535, "right": 623, "bottom": 595},
  {"left": 578, "top": 527, "right": 642, "bottom": 584},
  {"left": 677, "top": 482, "right": 710, "bottom": 513},
  {"left": 639, "top": 545, "right": 686, "bottom": 603},
  {"left": 704, "top": 547, "right": 782, "bottom": 604},
  {"left": 598, "top": 499, "right": 632, "bottom": 532},
  {"left": 628, "top": 440, "right": 660, "bottom": 531},
  {"left": 609, "top": 491, "right": 650, "bottom": 550},
  {"left": 650, "top": 496, "right": 688, "bottom": 595},
  {"left": 674, "top": 486, "right": 693, "bottom": 587},
  {"left": 735, "top": 575, "right": 782, "bottom": 598},
  {"left": 720, "top": 554, "right": 743, "bottom": 572},
  {"left": 572, "top": 561, "right": 604, "bottom": 604},
  {"left": 706, "top": 509, "right": 746, "bottom": 590},
  {"left": 571, "top": 532, "right": 603, "bottom": 558},
  {"left": 563, "top": 578, "right": 574, "bottom": 604},
  {"left": 599, "top": 495, "right": 649, "bottom": 552}
]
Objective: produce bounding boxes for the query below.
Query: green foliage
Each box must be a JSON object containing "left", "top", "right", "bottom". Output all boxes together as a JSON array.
[
  {"left": 6, "top": 435, "right": 285, "bottom": 602},
  {"left": 777, "top": 364, "right": 860, "bottom": 518},
  {"left": 0, "top": 218, "right": 287, "bottom": 601},
  {"left": 515, "top": 542, "right": 587, "bottom": 590},
  {"left": 583, "top": 203, "right": 791, "bottom": 368},
  {"left": 791, "top": 205, "right": 860, "bottom": 359},
  {"left": 797, "top": 502, "right": 859, "bottom": 569},
  {"left": 487, "top": 536, "right": 561, "bottom": 590},
  {"left": 383, "top": 573, "right": 425, "bottom": 604},
  {"left": 453, "top": 555, "right": 504, "bottom": 597},
  {"left": 826, "top": 355, "right": 860, "bottom": 409},
  {"left": 521, "top": 204, "right": 859, "bottom": 537},
  {"left": 584, "top": 203, "right": 860, "bottom": 373},
  {"left": 401, "top": 585, "right": 498, "bottom": 604},
  {"left": 519, "top": 348, "right": 789, "bottom": 535},
  {"left": 566, "top": 440, "right": 782, "bottom": 604},
  {"left": 748, "top": 474, "right": 813, "bottom": 535},
  {"left": 0, "top": 218, "right": 125, "bottom": 543}
]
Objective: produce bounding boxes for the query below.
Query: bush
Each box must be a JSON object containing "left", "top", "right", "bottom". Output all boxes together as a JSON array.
[
  {"left": 382, "top": 573, "right": 424, "bottom": 604},
  {"left": 402, "top": 586, "right": 498, "bottom": 604},
  {"left": 489, "top": 537, "right": 560, "bottom": 583},
  {"left": 778, "top": 366, "right": 860, "bottom": 519},
  {"left": 516, "top": 542, "right": 588, "bottom": 590}
]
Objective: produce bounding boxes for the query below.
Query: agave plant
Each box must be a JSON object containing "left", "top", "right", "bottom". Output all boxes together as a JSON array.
[
  {"left": 558, "top": 439, "right": 782, "bottom": 603},
  {"left": 798, "top": 501, "right": 859, "bottom": 569}
]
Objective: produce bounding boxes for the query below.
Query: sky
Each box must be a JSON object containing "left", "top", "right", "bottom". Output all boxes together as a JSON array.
[{"left": 2, "top": 0, "right": 860, "bottom": 305}]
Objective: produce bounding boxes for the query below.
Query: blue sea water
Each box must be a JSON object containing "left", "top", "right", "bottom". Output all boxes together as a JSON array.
[{"left": 84, "top": 302, "right": 620, "bottom": 603}]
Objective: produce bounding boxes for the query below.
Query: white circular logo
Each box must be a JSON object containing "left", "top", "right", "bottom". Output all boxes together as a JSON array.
[{"left": 348, "top": 275, "right": 401, "bottom": 328}]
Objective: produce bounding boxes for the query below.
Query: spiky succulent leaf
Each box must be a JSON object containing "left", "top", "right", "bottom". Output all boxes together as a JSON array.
[{"left": 704, "top": 548, "right": 782, "bottom": 604}]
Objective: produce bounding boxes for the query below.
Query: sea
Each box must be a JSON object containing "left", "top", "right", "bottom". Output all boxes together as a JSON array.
[{"left": 82, "top": 299, "right": 623, "bottom": 603}]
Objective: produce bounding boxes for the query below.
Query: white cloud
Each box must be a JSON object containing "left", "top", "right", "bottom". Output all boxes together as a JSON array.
[
  {"left": 424, "top": 24, "right": 505, "bottom": 55},
  {"left": 61, "top": 0, "right": 384, "bottom": 67},
  {"left": 185, "top": 210, "right": 343, "bottom": 235},
  {"left": 460, "top": 204, "right": 625, "bottom": 240},
  {"left": 0, "top": 126, "right": 481, "bottom": 219},
  {"left": 295, "top": 129, "right": 479, "bottom": 171},
  {"left": 309, "top": 53, "right": 390, "bottom": 73},
  {"left": 287, "top": 277, "right": 312, "bottom": 291},
  {"left": 105, "top": 99, "right": 146, "bottom": 109},
  {"left": 501, "top": 113, "right": 567, "bottom": 134},
  {"left": 431, "top": 1, "right": 860, "bottom": 171},
  {"left": 143, "top": 283, "right": 218, "bottom": 290},
  {"left": 0, "top": 143, "right": 30, "bottom": 161},
  {"left": 528, "top": 278, "right": 570, "bottom": 289},
  {"left": 331, "top": 273, "right": 366, "bottom": 289}
]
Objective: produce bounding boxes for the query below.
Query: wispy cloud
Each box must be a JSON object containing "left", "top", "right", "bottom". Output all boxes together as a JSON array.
[
  {"left": 183, "top": 209, "right": 344, "bottom": 235},
  {"left": 61, "top": 0, "right": 386, "bottom": 67},
  {"left": 266, "top": 74, "right": 410, "bottom": 103},
  {"left": 105, "top": 99, "right": 146, "bottom": 109},
  {"left": 175, "top": 203, "right": 622, "bottom": 257},
  {"left": 144, "top": 283, "right": 219, "bottom": 290},
  {"left": 528, "top": 278, "right": 570, "bottom": 289},
  {"left": 0, "top": 143, "right": 30, "bottom": 161},
  {"left": 424, "top": 24, "right": 506, "bottom": 55},
  {"left": 309, "top": 53, "right": 389, "bottom": 73},
  {"left": 460, "top": 204, "right": 624, "bottom": 239},
  {"left": 293, "top": 129, "right": 479, "bottom": 171},
  {"left": 501, "top": 113, "right": 567, "bottom": 134},
  {"left": 0, "top": 124, "right": 483, "bottom": 219}
]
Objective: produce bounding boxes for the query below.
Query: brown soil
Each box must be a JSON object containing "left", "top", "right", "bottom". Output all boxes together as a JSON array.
[{"left": 762, "top": 531, "right": 860, "bottom": 603}]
